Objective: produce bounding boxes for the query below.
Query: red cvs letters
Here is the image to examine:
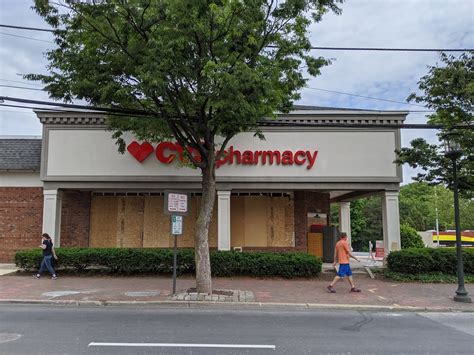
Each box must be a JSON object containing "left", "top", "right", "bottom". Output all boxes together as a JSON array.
[{"left": 127, "top": 141, "right": 318, "bottom": 170}]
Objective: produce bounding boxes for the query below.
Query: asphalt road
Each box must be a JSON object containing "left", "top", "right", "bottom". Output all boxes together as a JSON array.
[{"left": 0, "top": 305, "right": 473, "bottom": 354}]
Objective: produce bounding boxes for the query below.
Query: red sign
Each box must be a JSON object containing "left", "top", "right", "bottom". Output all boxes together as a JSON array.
[
  {"left": 375, "top": 240, "right": 385, "bottom": 258},
  {"left": 127, "top": 141, "right": 318, "bottom": 170},
  {"left": 126, "top": 141, "right": 154, "bottom": 162}
]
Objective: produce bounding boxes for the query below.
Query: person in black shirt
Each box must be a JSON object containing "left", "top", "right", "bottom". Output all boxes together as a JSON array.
[{"left": 35, "top": 233, "right": 58, "bottom": 280}]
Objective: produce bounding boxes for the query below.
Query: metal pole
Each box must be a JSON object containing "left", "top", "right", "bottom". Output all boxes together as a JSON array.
[
  {"left": 434, "top": 186, "right": 440, "bottom": 247},
  {"left": 452, "top": 158, "right": 471, "bottom": 303},
  {"left": 172, "top": 233, "right": 177, "bottom": 296}
]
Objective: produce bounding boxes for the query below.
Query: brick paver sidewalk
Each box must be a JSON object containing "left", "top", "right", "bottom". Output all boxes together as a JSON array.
[{"left": 1, "top": 271, "right": 472, "bottom": 311}]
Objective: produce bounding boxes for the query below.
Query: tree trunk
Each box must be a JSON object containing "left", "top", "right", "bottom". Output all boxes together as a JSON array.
[{"left": 194, "top": 161, "right": 216, "bottom": 294}]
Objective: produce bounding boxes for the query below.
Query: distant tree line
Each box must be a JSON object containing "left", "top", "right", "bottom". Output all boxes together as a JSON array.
[{"left": 331, "top": 182, "right": 474, "bottom": 251}]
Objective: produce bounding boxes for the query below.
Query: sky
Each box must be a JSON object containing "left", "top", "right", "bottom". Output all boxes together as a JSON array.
[{"left": 0, "top": 0, "right": 473, "bottom": 183}]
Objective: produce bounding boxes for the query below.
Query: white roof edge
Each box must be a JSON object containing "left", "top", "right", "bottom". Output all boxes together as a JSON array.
[
  {"left": 34, "top": 109, "right": 409, "bottom": 118},
  {"left": 279, "top": 110, "right": 409, "bottom": 115},
  {"left": 0, "top": 135, "right": 42, "bottom": 139}
]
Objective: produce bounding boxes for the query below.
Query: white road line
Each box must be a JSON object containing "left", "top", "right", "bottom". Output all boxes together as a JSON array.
[{"left": 88, "top": 342, "right": 276, "bottom": 350}]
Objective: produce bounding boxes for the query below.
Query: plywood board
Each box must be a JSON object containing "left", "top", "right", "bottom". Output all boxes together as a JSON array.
[
  {"left": 285, "top": 196, "right": 295, "bottom": 247},
  {"left": 89, "top": 196, "right": 118, "bottom": 247},
  {"left": 268, "top": 196, "right": 294, "bottom": 247},
  {"left": 117, "top": 196, "right": 144, "bottom": 248},
  {"left": 308, "top": 232, "right": 323, "bottom": 257},
  {"left": 244, "top": 196, "right": 268, "bottom": 247},
  {"left": 143, "top": 196, "right": 170, "bottom": 247},
  {"left": 230, "top": 197, "right": 245, "bottom": 247}
]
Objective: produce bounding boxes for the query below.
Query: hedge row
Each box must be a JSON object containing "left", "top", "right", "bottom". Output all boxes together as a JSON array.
[
  {"left": 15, "top": 248, "right": 322, "bottom": 278},
  {"left": 387, "top": 247, "right": 474, "bottom": 275}
]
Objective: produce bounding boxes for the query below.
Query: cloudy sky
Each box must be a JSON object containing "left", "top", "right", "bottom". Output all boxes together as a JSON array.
[{"left": 0, "top": 0, "right": 473, "bottom": 183}]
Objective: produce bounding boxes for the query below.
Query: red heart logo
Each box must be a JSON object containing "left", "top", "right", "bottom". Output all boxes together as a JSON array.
[{"left": 127, "top": 141, "right": 154, "bottom": 162}]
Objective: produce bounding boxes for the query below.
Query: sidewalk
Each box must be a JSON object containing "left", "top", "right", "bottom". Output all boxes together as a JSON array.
[{"left": 1, "top": 267, "right": 472, "bottom": 312}]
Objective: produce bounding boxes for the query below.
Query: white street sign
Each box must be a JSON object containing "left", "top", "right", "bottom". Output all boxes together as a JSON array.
[
  {"left": 171, "top": 215, "right": 183, "bottom": 235},
  {"left": 165, "top": 191, "right": 189, "bottom": 215}
]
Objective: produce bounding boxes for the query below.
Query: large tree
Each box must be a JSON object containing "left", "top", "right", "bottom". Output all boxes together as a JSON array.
[
  {"left": 29, "top": 0, "right": 342, "bottom": 293},
  {"left": 399, "top": 182, "right": 474, "bottom": 231},
  {"left": 397, "top": 52, "right": 474, "bottom": 198}
]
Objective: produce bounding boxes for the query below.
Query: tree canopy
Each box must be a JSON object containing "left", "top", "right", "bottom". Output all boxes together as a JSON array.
[
  {"left": 330, "top": 182, "right": 474, "bottom": 251},
  {"left": 397, "top": 52, "right": 474, "bottom": 198},
  {"left": 29, "top": 0, "right": 343, "bottom": 293}
]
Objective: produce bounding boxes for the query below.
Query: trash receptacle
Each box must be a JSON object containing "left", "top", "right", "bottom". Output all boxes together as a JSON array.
[{"left": 322, "top": 226, "right": 339, "bottom": 263}]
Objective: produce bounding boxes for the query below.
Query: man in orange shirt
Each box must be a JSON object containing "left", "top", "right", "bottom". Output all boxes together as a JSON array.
[{"left": 327, "top": 232, "right": 361, "bottom": 293}]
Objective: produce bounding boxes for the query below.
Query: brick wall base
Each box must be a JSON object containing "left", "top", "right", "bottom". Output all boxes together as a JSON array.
[
  {"left": 60, "top": 191, "right": 91, "bottom": 247},
  {"left": 294, "top": 191, "right": 330, "bottom": 252},
  {"left": 0, "top": 188, "right": 330, "bottom": 262},
  {"left": 0, "top": 187, "right": 43, "bottom": 262}
]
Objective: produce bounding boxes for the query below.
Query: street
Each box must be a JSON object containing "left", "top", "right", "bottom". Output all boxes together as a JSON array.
[{"left": 0, "top": 305, "right": 473, "bottom": 354}]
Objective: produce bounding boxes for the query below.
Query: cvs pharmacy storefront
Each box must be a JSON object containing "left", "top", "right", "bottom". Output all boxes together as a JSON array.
[{"left": 0, "top": 106, "right": 405, "bottom": 262}]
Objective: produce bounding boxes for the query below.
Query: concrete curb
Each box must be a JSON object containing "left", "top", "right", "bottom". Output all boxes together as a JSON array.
[{"left": 0, "top": 299, "right": 471, "bottom": 313}]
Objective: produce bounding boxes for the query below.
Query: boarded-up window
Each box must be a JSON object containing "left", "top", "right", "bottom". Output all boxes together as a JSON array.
[{"left": 230, "top": 195, "right": 294, "bottom": 247}]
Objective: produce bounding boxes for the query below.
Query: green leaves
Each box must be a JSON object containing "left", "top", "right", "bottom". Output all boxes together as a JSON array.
[
  {"left": 398, "top": 52, "right": 474, "bottom": 197},
  {"left": 400, "top": 223, "right": 425, "bottom": 249},
  {"left": 15, "top": 248, "right": 322, "bottom": 278},
  {"left": 29, "top": 0, "right": 342, "bottom": 167},
  {"left": 387, "top": 247, "right": 474, "bottom": 275}
]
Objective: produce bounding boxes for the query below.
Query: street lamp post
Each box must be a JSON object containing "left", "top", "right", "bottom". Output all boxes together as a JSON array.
[{"left": 442, "top": 132, "right": 471, "bottom": 303}]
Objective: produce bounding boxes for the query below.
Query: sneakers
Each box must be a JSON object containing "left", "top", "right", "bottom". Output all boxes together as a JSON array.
[
  {"left": 351, "top": 287, "right": 361, "bottom": 293},
  {"left": 34, "top": 274, "right": 58, "bottom": 280},
  {"left": 327, "top": 285, "right": 336, "bottom": 293}
]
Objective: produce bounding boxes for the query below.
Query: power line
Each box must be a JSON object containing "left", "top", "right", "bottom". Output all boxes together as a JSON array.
[
  {"left": 1, "top": 97, "right": 468, "bottom": 131},
  {"left": 1, "top": 102, "right": 467, "bottom": 130},
  {"left": 0, "top": 103, "right": 66, "bottom": 112},
  {"left": 0, "top": 24, "right": 54, "bottom": 32},
  {"left": 0, "top": 96, "right": 155, "bottom": 116},
  {"left": 0, "top": 23, "right": 471, "bottom": 52},
  {"left": 0, "top": 31, "right": 53, "bottom": 44},
  {"left": 0, "top": 78, "right": 44, "bottom": 87},
  {"left": 309, "top": 46, "right": 472, "bottom": 52},
  {"left": 266, "top": 45, "right": 472, "bottom": 52},
  {"left": 306, "top": 87, "right": 426, "bottom": 108},
  {"left": 0, "top": 101, "right": 432, "bottom": 115},
  {"left": 0, "top": 85, "right": 44, "bottom": 91},
  {"left": 4, "top": 82, "right": 430, "bottom": 110}
]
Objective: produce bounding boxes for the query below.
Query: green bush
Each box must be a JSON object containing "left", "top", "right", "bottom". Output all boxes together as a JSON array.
[
  {"left": 387, "top": 247, "right": 474, "bottom": 275},
  {"left": 15, "top": 248, "right": 322, "bottom": 278},
  {"left": 400, "top": 223, "right": 425, "bottom": 249}
]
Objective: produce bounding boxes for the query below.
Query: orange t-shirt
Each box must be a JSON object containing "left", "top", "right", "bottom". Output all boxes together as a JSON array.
[{"left": 335, "top": 239, "right": 350, "bottom": 264}]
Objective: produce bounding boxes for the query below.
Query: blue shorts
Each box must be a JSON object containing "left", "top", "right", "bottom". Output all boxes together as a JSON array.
[{"left": 338, "top": 263, "right": 352, "bottom": 277}]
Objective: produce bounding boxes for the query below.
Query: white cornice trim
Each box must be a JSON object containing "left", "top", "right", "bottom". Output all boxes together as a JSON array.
[{"left": 35, "top": 109, "right": 407, "bottom": 126}]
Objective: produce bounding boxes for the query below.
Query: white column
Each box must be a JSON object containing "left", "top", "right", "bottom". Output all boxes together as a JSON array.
[
  {"left": 217, "top": 190, "right": 231, "bottom": 251},
  {"left": 42, "top": 189, "right": 63, "bottom": 247},
  {"left": 338, "top": 202, "right": 351, "bottom": 246},
  {"left": 382, "top": 191, "right": 401, "bottom": 253}
]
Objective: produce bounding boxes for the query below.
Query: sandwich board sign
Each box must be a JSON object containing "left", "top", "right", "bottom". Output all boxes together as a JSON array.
[{"left": 375, "top": 240, "right": 385, "bottom": 258}]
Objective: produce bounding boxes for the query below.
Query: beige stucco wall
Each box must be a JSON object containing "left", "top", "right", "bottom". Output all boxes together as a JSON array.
[{"left": 44, "top": 129, "right": 399, "bottom": 180}]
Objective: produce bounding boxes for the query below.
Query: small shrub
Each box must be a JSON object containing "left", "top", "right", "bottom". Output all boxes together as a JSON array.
[
  {"left": 400, "top": 224, "right": 425, "bottom": 249},
  {"left": 387, "top": 247, "right": 474, "bottom": 275},
  {"left": 15, "top": 248, "right": 322, "bottom": 278}
]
